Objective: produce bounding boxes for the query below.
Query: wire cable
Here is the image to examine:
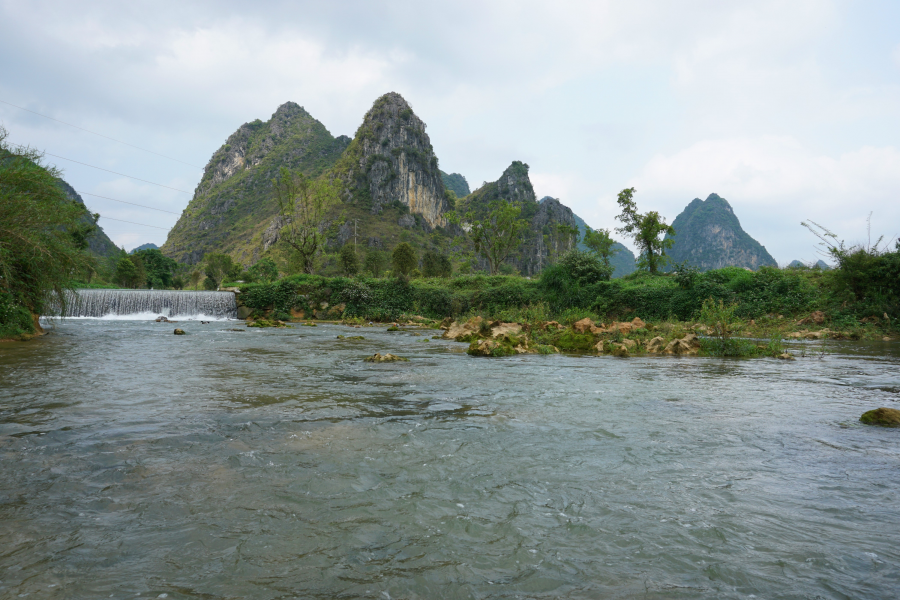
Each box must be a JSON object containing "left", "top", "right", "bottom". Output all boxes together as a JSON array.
[
  {"left": 97, "top": 216, "right": 171, "bottom": 230},
  {"left": 77, "top": 191, "right": 182, "bottom": 215},
  {"left": 42, "top": 152, "right": 191, "bottom": 194},
  {"left": 0, "top": 99, "right": 204, "bottom": 169}
]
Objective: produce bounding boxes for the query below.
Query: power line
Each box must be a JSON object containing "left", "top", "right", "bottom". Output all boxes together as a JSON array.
[
  {"left": 97, "top": 215, "right": 171, "bottom": 230},
  {"left": 77, "top": 191, "right": 182, "bottom": 215},
  {"left": 0, "top": 99, "right": 204, "bottom": 169},
  {"left": 42, "top": 152, "right": 191, "bottom": 194}
]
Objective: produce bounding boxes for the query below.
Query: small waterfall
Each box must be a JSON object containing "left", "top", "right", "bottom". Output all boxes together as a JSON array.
[{"left": 59, "top": 289, "right": 238, "bottom": 320}]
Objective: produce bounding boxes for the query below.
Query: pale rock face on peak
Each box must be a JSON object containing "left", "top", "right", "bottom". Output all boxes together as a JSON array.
[{"left": 338, "top": 92, "right": 451, "bottom": 228}]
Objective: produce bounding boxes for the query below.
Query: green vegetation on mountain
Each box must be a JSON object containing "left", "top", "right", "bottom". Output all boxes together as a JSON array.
[
  {"left": 161, "top": 101, "right": 350, "bottom": 264},
  {"left": 440, "top": 171, "right": 470, "bottom": 198},
  {"left": 667, "top": 193, "right": 776, "bottom": 271}
]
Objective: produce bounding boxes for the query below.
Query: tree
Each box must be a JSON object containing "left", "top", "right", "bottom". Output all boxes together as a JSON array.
[
  {"left": 392, "top": 242, "right": 418, "bottom": 277},
  {"left": 583, "top": 227, "right": 619, "bottom": 272},
  {"left": 273, "top": 167, "right": 339, "bottom": 274},
  {"left": 189, "top": 269, "right": 202, "bottom": 290},
  {"left": 457, "top": 200, "right": 527, "bottom": 275},
  {"left": 364, "top": 249, "right": 385, "bottom": 277},
  {"left": 132, "top": 248, "right": 178, "bottom": 288},
  {"left": 248, "top": 257, "right": 278, "bottom": 283},
  {"left": 558, "top": 250, "right": 612, "bottom": 283},
  {"left": 0, "top": 126, "right": 95, "bottom": 322},
  {"left": 339, "top": 244, "right": 360, "bottom": 276},
  {"left": 422, "top": 249, "right": 452, "bottom": 278},
  {"left": 614, "top": 187, "right": 674, "bottom": 274},
  {"left": 203, "top": 253, "right": 235, "bottom": 289},
  {"left": 114, "top": 255, "right": 143, "bottom": 288}
]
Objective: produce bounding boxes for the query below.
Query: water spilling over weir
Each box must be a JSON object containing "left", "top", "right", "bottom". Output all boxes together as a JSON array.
[{"left": 60, "top": 289, "right": 237, "bottom": 320}]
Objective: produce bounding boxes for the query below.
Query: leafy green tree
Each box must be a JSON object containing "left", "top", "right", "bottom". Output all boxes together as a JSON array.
[
  {"left": 0, "top": 127, "right": 95, "bottom": 321},
  {"left": 422, "top": 249, "right": 452, "bottom": 278},
  {"left": 391, "top": 242, "right": 418, "bottom": 277},
  {"left": 339, "top": 244, "right": 360, "bottom": 276},
  {"left": 248, "top": 257, "right": 278, "bottom": 283},
  {"left": 189, "top": 269, "right": 202, "bottom": 290},
  {"left": 614, "top": 187, "right": 674, "bottom": 274},
  {"left": 273, "top": 167, "right": 339, "bottom": 274},
  {"left": 456, "top": 200, "right": 527, "bottom": 275},
  {"left": 583, "top": 227, "right": 619, "bottom": 272},
  {"left": 114, "top": 255, "right": 143, "bottom": 288},
  {"left": 132, "top": 248, "right": 178, "bottom": 288},
  {"left": 559, "top": 249, "right": 612, "bottom": 283},
  {"left": 203, "top": 253, "right": 235, "bottom": 289},
  {"left": 364, "top": 249, "right": 385, "bottom": 278}
]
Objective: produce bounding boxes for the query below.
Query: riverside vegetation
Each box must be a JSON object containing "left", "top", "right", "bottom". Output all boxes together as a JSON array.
[{"left": 233, "top": 242, "right": 900, "bottom": 358}]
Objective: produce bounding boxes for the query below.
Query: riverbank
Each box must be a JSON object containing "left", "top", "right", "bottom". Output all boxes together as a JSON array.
[{"left": 233, "top": 268, "right": 898, "bottom": 352}]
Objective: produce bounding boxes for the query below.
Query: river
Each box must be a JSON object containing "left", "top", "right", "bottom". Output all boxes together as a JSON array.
[{"left": 1, "top": 319, "right": 899, "bottom": 599}]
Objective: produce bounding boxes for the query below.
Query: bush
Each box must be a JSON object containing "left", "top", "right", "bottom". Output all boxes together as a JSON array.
[{"left": 559, "top": 250, "right": 612, "bottom": 284}]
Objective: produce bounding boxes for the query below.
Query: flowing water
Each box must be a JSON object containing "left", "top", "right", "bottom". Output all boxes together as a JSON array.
[
  {"left": 1, "top": 319, "right": 899, "bottom": 599},
  {"left": 58, "top": 289, "right": 237, "bottom": 320}
]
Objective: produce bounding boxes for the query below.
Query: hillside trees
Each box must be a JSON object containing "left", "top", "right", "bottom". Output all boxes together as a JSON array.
[
  {"left": 454, "top": 200, "right": 527, "bottom": 275},
  {"left": 615, "top": 187, "right": 675, "bottom": 274},
  {"left": 132, "top": 248, "right": 178, "bottom": 288},
  {"left": 583, "top": 227, "right": 619, "bottom": 272},
  {"left": 422, "top": 249, "right": 452, "bottom": 278},
  {"left": 0, "top": 126, "right": 95, "bottom": 330},
  {"left": 273, "top": 167, "right": 339, "bottom": 274},
  {"left": 340, "top": 244, "right": 360, "bottom": 276},
  {"left": 392, "top": 243, "right": 417, "bottom": 277},
  {"left": 248, "top": 258, "right": 278, "bottom": 283},
  {"left": 203, "top": 253, "right": 237, "bottom": 289}
]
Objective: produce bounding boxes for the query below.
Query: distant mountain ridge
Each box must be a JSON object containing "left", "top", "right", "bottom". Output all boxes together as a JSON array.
[
  {"left": 441, "top": 171, "right": 470, "bottom": 197},
  {"left": 666, "top": 193, "right": 776, "bottom": 271},
  {"left": 130, "top": 243, "right": 158, "bottom": 254}
]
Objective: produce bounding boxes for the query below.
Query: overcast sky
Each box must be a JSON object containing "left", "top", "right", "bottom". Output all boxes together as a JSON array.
[{"left": 2, "top": 0, "right": 898, "bottom": 263}]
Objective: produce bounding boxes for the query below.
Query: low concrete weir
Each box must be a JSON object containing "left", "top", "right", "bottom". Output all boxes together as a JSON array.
[{"left": 60, "top": 289, "right": 237, "bottom": 320}]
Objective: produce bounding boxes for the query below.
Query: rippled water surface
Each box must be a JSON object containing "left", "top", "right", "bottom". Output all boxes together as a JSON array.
[{"left": 2, "top": 320, "right": 899, "bottom": 599}]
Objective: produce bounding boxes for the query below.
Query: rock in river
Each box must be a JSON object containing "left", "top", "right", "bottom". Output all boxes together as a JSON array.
[
  {"left": 860, "top": 407, "right": 900, "bottom": 427},
  {"left": 174, "top": 328, "right": 186, "bottom": 335}
]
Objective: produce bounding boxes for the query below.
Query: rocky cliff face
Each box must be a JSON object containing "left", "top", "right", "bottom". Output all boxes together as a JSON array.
[
  {"left": 667, "top": 193, "right": 777, "bottom": 271},
  {"left": 161, "top": 102, "right": 349, "bottom": 264},
  {"left": 334, "top": 93, "right": 451, "bottom": 228},
  {"left": 463, "top": 163, "right": 583, "bottom": 275}
]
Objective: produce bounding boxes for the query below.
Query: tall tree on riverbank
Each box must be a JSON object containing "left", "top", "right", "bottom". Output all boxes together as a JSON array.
[
  {"left": 614, "top": 187, "right": 675, "bottom": 274},
  {"left": 0, "top": 127, "right": 94, "bottom": 330},
  {"left": 454, "top": 200, "right": 527, "bottom": 275},
  {"left": 273, "top": 168, "right": 339, "bottom": 274}
]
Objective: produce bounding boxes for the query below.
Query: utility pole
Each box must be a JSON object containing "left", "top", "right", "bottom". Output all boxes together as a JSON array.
[{"left": 353, "top": 219, "right": 358, "bottom": 253}]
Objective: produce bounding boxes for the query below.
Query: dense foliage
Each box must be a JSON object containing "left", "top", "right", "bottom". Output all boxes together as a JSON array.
[
  {"left": 235, "top": 258, "right": 898, "bottom": 333},
  {"left": 0, "top": 127, "right": 95, "bottom": 338}
]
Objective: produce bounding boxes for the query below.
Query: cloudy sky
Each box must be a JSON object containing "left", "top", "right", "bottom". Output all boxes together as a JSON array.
[{"left": 2, "top": 0, "right": 898, "bottom": 263}]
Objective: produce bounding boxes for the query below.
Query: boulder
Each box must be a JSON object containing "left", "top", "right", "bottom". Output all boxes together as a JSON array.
[
  {"left": 156, "top": 316, "right": 169, "bottom": 322},
  {"left": 777, "top": 352, "right": 795, "bottom": 360},
  {"left": 646, "top": 336, "right": 666, "bottom": 353},
  {"left": 630, "top": 317, "right": 646, "bottom": 329},
  {"left": 173, "top": 328, "right": 185, "bottom": 335},
  {"left": 237, "top": 306, "right": 253, "bottom": 319},
  {"left": 573, "top": 318, "right": 595, "bottom": 334},
  {"left": 621, "top": 338, "right": 638, "bottom": 350},
  {"left": 803, "top": 329, "right": 830, "bottom": 340},
  {"left": 860, "top": 407, "right": 900, "bottom": 427},
  {"left": 491, "top": 322, "right": 522, "bottom": 338},
  {"left": 443, "top": 317, "right": 483, "bottom": 340},
  {"left": 608, "top": 343, "right": 630, "bottom": 357},
  {"left": 664, "top": 334, "right": 700, "bottom": 355},
  {"left": 540, "top": 321, "right": 564, "bottom": 330},
  {"left": 364, "top": 353, "right": 409, "bottom": 363},
  {"left": 467, "top": 338, "right": 517, "bottom": 357}
]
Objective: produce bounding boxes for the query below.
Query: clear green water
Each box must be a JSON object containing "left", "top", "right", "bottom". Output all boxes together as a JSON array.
[{"left": 1, "top": 320, "right": 899, "bottom": 599}]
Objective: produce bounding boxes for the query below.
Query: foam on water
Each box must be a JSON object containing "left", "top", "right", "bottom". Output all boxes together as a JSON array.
[{"left": 56, "top": 289, "right": 238, "bottom": 320}]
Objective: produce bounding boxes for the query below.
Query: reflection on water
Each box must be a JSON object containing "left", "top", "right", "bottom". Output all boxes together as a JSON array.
[{"left": 1, "top": 321, "right": 899, "bottom": 598}]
